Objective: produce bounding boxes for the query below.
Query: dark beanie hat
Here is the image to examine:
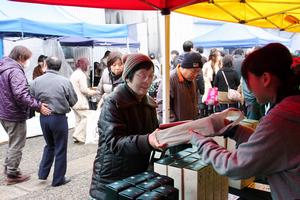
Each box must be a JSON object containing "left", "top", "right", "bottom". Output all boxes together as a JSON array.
[
  {"left": 107, "top": 51, "right": 122, "bottom": 68},
  {"left": 181, "top": 52, "right": 203, "bottom": 69},
  {"left": 122, "top": 53, "right": 152, "bottom": 80}
]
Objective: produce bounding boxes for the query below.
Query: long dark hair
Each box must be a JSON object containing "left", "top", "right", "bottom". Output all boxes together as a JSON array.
[{"left": 241, "top": 43, "right": 300, "bottom": 104}]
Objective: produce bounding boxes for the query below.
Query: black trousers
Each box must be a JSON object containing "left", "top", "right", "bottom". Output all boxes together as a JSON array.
[{"left": 38, "top": 114, "right": 68, "bottom": 186}]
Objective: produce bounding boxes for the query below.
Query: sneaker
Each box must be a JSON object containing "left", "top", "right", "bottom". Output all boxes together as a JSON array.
[{"left": 6, "top": 173, "right": 30, "bottom": 185}]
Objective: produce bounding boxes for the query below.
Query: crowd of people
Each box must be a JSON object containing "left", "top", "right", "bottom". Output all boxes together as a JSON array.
[{"left": 0, "top": 41, "right": 299, "bottom": 199}]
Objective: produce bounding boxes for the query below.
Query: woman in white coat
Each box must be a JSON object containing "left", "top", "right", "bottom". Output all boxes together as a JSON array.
[
  {"left": 70, "top": 57, "right": 98, "bottom": 143},
  {"left": 202, "top": 49, "right": 222, "bottom": 115}
]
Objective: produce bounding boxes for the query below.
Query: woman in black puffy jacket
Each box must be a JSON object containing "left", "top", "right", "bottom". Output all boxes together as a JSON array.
[{"left": 89, "top": 53, "right": 165, "bottom": 200}]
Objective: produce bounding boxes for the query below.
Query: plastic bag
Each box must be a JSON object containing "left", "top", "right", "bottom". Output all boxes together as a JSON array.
[
  {"left": 85, "top": 109, "right": 101, "bottom": 144},
  {"left": 205, "top": 87, "right": 218, "bottom": 105}
]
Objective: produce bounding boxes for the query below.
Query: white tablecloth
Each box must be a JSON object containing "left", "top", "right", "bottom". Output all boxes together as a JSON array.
[{"left": 0, "top": 111, "right": 76, "bottom": 144}]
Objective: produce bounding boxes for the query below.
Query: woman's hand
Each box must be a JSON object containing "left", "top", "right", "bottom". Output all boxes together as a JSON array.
[{"left": 148, "top": 129, "right": 167, "bottom": 150}]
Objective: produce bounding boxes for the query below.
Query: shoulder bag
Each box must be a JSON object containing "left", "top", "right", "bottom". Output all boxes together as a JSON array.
[{"left": 221, "top": 70, "right": 242, "bottom": 102}]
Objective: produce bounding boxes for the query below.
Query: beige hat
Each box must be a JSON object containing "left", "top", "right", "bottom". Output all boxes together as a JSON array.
[{"left": 122, "top": 53, "right": 152, "bottom": 80}]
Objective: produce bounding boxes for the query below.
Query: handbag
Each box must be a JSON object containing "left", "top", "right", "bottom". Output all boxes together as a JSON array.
[
  {"left": 218, "top": 91, "right": 231, "bottom": 103},
  {"left": 221, "top": 71, "right": 242, "bottom": 102},
  {"left": 205, "top": 87, "right": 218, "bottom": 105}
]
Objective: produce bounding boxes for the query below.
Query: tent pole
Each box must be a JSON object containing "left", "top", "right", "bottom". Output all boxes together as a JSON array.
[
  {"left": 92, "top": 46, "right": 94, "bottom": 87},
  {"left": 126, "top": 37, "right": 129, "bottom": 51},
  {"left": 162, "top": 13, "right": 170, "bottom": 123},
  {"left": 0, "top": 36, "right": 3, "bottom": 59}
]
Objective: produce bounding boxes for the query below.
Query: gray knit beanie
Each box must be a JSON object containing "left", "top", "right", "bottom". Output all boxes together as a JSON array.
[{"left": 122, "top": 53, "right": 152, "bottom": 80}]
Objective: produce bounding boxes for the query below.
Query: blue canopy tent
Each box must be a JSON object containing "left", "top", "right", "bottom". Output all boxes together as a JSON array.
[
  {"left": 0, "top": 0, "right": 129, "bottom": 57},
  {"left": 0, "top": 18, "right": 128, "bottom": 38},
  {"left": 192, "top": 23, "right": 290, "bottom": 48},
  {"left": 58, "top": 36, "right": 140, "bottom": 48}
]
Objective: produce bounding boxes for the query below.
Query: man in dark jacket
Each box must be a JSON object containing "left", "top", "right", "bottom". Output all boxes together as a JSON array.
[
  {"left": 31, "top": 57, "right": 78, "bottom": 187},
  {"left": 175, "top": 40, "right": 194, "bottom": 66},
  {"left": 89, "top": 53, "right": 165, "bottom": 200},
  {"left": 0, "top": 46, "right": 51, "bottom": 185}
]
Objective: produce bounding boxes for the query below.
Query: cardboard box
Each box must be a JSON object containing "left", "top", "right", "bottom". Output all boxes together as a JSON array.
[
  {"left": 180, "top": 147, "right": 198, "bottom": 154},
  {"left": 105, "top": 180, "right": 133, "bottom": 200},
  {"left": 135, "top": 179, "right": 161, "bottom": 191},
  {"left": 168, "top": 157, "right": 198, "bottom": 200},
  {"left": 123, "top": 171, "right": 158, "bottom": 185},
  {"left": 154, "top": 185, "right": 179, "bottom": 200},
  {"left": 118, "top": 187, "right": 145, "bottom": 200},
  {"left": 123, "top": 174, "right": 148, "bottom": 186},
  {"left": 154, "top": 156, "right": 176, "bottom": 175},
  {"left": 220, "top": 173, "right": 229, "bottom": 200},
  {"left": 183, "top": 160, "right": 208, "bottom": 200},
  {"left": 212, "top": 167, "right": 228, "bottom": 200},
  {"left": 136, "top": 191, "right": 164, "bottom": 200},
  {"left": 169, "top": 150, "right": 193, "bottom": 160},
  {"left": 151, "top": 175, "right": 174, "bottom": 186},
  {"left": 228, "top": 177, "right": 255, "bottom": 190},
  {"left": 240, "top": 119, "right": 259, "bottom": 129},
  {"left": 227, "top": 138, "right": 255, "bottom": 190}
]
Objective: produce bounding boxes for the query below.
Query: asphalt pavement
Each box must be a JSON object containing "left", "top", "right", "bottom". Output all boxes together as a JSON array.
[{"left": 0, "top": 129, "right": 97, "bottom": 200}]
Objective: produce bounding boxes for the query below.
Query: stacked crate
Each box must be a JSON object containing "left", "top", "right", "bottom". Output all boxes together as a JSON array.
[
  {"left": 105, "top": 171, "right": 179, "bottom": 200},
  {"left": 154, "top": 148, "right": 228, "bottom": 200},
  {"left": 227, "top": 119, "right": 258, "bottom": 189}
]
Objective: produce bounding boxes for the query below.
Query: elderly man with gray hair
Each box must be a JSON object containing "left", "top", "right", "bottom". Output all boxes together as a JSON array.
[{"left": 31, "top": 56, "right": 78, "bottom": 187}]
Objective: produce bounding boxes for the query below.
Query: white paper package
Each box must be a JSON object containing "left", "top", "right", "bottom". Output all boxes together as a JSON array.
[{"left": 155, "top": 109, "right": 244, "bottom": 147}]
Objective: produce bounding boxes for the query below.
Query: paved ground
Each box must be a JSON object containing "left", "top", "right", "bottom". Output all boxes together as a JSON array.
[
  {"left": 0, "top": 129, "right": 271, "bottom": 200},
  {"left": 0, "top": 129, "right": 97, "bottom": 200}
]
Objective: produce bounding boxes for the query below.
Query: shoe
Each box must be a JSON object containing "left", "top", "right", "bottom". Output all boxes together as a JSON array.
[
  {"left": 73, "top": 137, "right": 79, "bottom": 143},
  {"left": 52, "top": 177, "right": 71, "bottom": 187},
  {"left": 5, "top": 173, "right": 30, "bottom": 185},
  {"left": 73, "top": 137, "right": 84, "bottom": 144}
]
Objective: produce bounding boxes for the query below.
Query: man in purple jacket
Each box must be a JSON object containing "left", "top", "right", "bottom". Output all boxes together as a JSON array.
[{"left": 0, "top": 46, "right": 51, "bottom": 185}]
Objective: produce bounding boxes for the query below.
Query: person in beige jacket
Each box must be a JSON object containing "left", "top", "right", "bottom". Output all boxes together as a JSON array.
[
  {"left": 202, "top": 48, "right": 222, "bottom": 115},
  {"left": 70, "top": 57, "right": 98, "bottom": 143}
]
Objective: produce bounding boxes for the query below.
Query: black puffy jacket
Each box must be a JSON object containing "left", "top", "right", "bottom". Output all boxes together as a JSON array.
[{"left": 90, "top": 84, "right": 158, "bottom": 200}]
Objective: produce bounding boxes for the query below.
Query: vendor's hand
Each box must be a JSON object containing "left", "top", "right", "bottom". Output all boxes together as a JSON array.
[
  {"left": 40, "top": 103, "right": 51, "bottom": 115},
  {"left": 205, "top": 108, "right": 242, "bottom": 137},
  {"left": 188, "top": 128, "right": 217, "bottom": 149},
  {"left": 148, "top": 129, "right": 167, "bottom": 150}
]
